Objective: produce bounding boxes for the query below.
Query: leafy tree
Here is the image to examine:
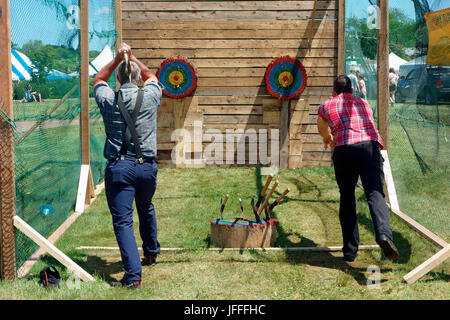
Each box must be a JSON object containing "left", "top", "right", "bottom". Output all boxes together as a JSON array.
[{"left": 346, "top": 8, "right": 421, "bottom": 61}]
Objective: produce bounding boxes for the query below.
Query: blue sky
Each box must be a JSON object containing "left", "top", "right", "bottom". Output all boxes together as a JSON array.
[
  {"left": 10, "top": 0, "right": 116, "bottom": 52},
  {"left": 346, "top": 0, "right": 416, "bottom": 20}
]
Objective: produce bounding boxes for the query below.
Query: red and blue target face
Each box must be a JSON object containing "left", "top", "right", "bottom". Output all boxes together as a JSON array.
[
  {"left": 157, "top": 57, "right": 197, "bottom": 99},
  {"left": 265, "top": 56, "right": 307, "bottom": 100}
]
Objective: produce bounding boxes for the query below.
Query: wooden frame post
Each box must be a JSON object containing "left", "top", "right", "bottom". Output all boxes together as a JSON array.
[
  {"left": 280, "top": 100, "right": 289, "bottom": 168},
  {"left": 377, "top": 0, "right": 390, "bottom": 152},
  {"left": 115, "top": 0, "right": 123, "bottom": 47},
  {"left": 0, "top": 0, "right": 16, "bottom": 281},
  {"left": 79, "top": 0, "right": 94, "bottom": 206},
  {"left": 337, "top": 0, "right": 346, "bottom": 75}
]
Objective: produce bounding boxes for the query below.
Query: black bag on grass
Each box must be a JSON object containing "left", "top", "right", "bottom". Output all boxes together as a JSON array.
[{"left": 39, "top": 266, "right": 61, "bottom": 289}]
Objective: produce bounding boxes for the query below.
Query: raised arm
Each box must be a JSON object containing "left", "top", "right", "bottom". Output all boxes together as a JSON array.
[
  {"left": 93, "top": 44, "right": 129, "bottom": 88},
  {"left": 129, "top": 53, "right": 158, "bottom": 85}
]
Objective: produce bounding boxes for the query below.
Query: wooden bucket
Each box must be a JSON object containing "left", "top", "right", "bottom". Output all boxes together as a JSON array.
[{"left": 210, "top": 218, "right": 278, "bottom": 248}]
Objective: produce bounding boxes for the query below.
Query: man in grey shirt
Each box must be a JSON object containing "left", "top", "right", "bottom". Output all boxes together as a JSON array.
[{"left": 93, "top": 43, "right": 164, "bottom": 289}]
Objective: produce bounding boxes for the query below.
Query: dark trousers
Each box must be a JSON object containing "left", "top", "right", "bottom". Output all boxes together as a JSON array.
[
  {"left": 332, "top": 141, "right": 393, "bottom": 260},
  {"left": 105, "top": 156, "right": 160, "bottom": 282}
]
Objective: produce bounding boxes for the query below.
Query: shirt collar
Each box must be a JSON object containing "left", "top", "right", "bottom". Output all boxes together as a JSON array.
[{"left": 119, "top": 83, "right": 138, "bottom": 90}]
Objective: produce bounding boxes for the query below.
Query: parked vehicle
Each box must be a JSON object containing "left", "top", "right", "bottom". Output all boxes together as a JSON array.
[{"left": 396, "top": 66, "right": 450, "bottom": 105}]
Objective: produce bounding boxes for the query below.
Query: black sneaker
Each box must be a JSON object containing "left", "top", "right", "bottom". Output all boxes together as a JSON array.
[
  {"left": 378, "top": 235, "right": 399, "bottom": 260},
  {"left": 110, "top": 278, "right": 141, "bottom": 289},
  {"left": 142, "top": 254, "right": 157, "bottom": 266}
]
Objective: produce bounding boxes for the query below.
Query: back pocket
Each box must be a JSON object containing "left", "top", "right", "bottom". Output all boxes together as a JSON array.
[{"left": 106, "top": 163, "right": 129, "bottom": 185}]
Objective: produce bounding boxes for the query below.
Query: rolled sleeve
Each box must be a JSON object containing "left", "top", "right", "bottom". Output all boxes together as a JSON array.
[
  {"left": 318, "top": 103, "right": 328, "bottom": 121},
  {"left": 143, "top": 81, "right": 164, "bottom": 106}
]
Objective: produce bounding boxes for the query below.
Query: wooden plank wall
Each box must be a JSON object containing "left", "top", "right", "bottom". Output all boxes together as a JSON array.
[{"left": 121, "top": 0, "right": 336, "bottom": 167}]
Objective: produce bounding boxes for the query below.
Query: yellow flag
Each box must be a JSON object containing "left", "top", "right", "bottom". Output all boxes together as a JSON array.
[{"left": 424, "top": 7, "right": 450, "bottom": 66}]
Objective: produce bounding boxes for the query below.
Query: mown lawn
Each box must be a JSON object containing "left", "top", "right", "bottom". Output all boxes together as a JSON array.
[{"left": 1, "top": 167, "right": 448, "bottom": 300}]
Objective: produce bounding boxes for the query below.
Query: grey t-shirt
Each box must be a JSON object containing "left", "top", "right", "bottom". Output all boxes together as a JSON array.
[{"left": 94, "top": 81, "right": 164, "bottom": 160}]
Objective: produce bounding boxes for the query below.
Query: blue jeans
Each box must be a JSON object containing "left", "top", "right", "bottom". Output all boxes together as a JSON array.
[{"left": 105, "top": 156, "right": 160, "bottom": 282}]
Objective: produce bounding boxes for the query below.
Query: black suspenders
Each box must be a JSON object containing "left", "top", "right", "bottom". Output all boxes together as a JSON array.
[{"left": 116, "top": 89, "right": 145, "bottom": 164}]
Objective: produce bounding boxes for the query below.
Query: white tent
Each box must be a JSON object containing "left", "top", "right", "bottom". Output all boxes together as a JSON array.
[
  {"left": 389, "top": 52, "right": 407, "bottom": 73},
  {"left": 11, "top": 49, "right": 32, "bottom": 81},
  {"left": 89, "top": 45, "right": 114, "bottom": 76}
]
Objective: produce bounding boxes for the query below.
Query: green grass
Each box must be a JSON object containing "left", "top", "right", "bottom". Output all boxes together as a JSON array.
[
  {"left": 13, "top": 98, "right": 99, "bottom": 122},
  {"left": 5, "top": 97, "right": 448, "bottom": 299},
  {"left": 2, "top": 167, "right": 448, "bottom": 300}
]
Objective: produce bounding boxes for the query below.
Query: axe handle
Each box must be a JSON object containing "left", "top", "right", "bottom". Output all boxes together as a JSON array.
[
  {"left": 251, "top": 197, "right": 261, "bottom": 222},
  {"left": 267, "top": 188, "right": 290, "bottom": 215},
  {"left": 276, "top": 188, "right": 290, "bottom": 203},
  {"left": 220, "top": 194, "right": 230, "bottom": 219},
  {"left": 223, "top": 194, "right": 229, "bottom": 206},
  {"left": 258, "top": 180, "right": 279, "bottom": 216},
  {"left": 256, "top": 174, "right": 273, "bottom": 209},
  {"left": 260, "top": 174, "right": 273, "bottom": 197}
]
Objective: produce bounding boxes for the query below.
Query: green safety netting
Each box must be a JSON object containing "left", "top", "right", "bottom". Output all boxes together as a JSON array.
[
  {"left": 345, "top": 0, "right": 449, "bottom": 241},
  {"left": 10, "top": 0, "right": 117, "bottom": 271}
]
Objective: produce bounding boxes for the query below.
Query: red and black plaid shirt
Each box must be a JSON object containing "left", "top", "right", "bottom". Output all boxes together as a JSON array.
[{"left": 318, "top": 93, "right": 383, "bottom": 148}]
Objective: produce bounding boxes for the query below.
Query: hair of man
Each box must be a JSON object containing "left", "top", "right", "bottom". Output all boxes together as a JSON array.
[
  {"left": 117, "top": 61, "right": 141, "bottom": 85},
  {"left": 334, "top": 75, "right": 353, "bottom": 94}
]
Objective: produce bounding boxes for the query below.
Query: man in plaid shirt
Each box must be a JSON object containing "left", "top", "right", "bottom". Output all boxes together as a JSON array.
[
  {"left": 94, "top": 43, "right": 164, "bottom": 289},
  {"left": 317, "top": 75, "right": 399, "bottom": 262}
]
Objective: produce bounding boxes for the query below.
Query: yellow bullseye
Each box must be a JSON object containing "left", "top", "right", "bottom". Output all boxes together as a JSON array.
[
  {"left": 169, "top": 71, "right": 184, "bottom": 86},
  {"left": 278, "top": 71, "right": 294, "bottom": 87}
]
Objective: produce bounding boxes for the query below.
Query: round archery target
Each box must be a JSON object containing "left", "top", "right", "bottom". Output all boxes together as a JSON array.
[
  {"left": 265, "top": 56, "right": 307, "bottom": 100},
  {"left": 157, "top": 57, "right": 197, "bottom": 99}
]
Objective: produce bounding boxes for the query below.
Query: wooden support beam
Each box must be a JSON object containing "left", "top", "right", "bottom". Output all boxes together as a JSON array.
[
  {"left": 75, "top": 165, "right": 91, "bottom": 213},
  {"left": 17, "top": 182, "right": 105, "bottom": 278},
  {"left": 80, "top": 0, "right": 90, "bottom": 167},
  {"left": 404, "top": 245, "right": 450, "bottom": 284},
  {"left": 308, "top": 0, "right": 318, "bottom": 50},
  {"left": 337, "top": 0, "right": 346, "bottom": 75},
  {"left": 115, "top": 0, "right": 123, "bottom": 46},
  {"left": 280, "top": 100, "right": 290, "bottom": 168},
  {"left": 377, "top": 0, "right": 390, "bottom": 152},
  {"left": 381, "top": 150, "right": 400, "bottom": 211},
  {"left": 0, "top": 0, "right": 16, "bottom": 281},
  {"left": 390, "top": 209, "right": 448, "bottom": 249},
  {"left": 13, "top": 216, "right": 94, "bottom": 282},
  {"left": 75, "top": 245, "right": 381, "bottom": 252},
  {"left": 79, "top": 0, "right": 94, "bottom": 205}
]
